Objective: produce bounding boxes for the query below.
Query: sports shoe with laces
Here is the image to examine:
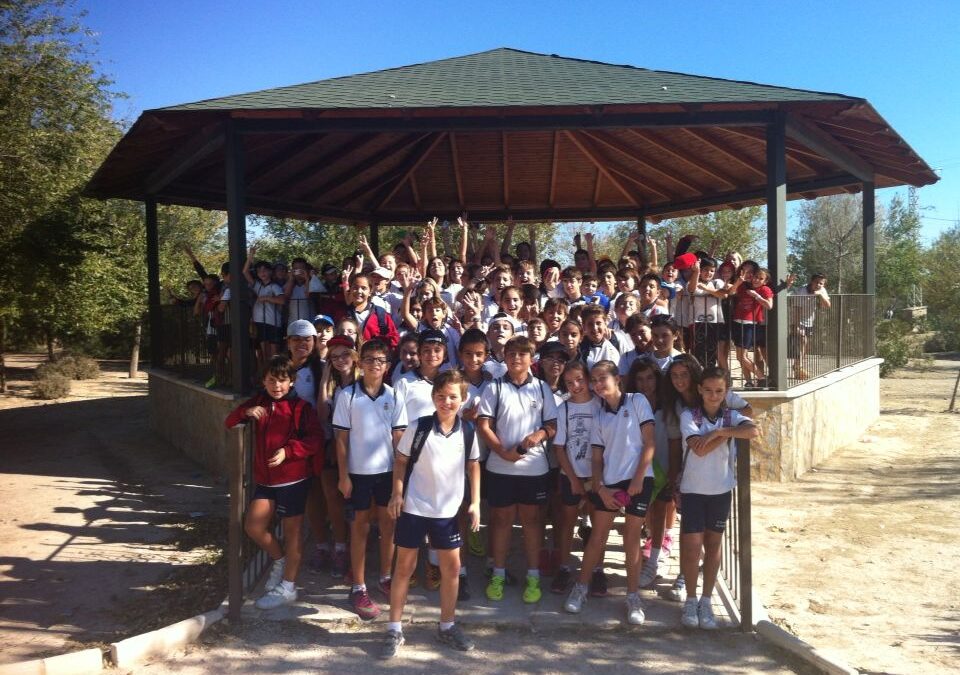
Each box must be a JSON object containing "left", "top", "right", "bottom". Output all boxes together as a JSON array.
[
  {"left": 698, "top": 597, "right": 718, "bottom": 630},
  {"left": 377, "top": 576, "right": 392, "bottom": 597},
  {"left": 467, "top": 529, "right": 486, "bottom": 557},
  {"left": 350, "top": 588, "right": 381, "bottom": 620},
  {"left": 681, "top": 597, "right": 699, "bottom": 628},
  {"left": 457, "top": 574, "right": 471, "bottom": 602},
  {"left": 485, "top": 574, "right": 505, "bottom": 601},
  {"left": 667, "top": 574, "right": 685, "bottom": 602},
  {"left": 588, "top": 568, "right": 608, "bottom": 597},
  {"left": 379, "top": 630, "right": 404, "bottom": 660},
  {"left": 638, "top": 558, "right": 661, "bottom": 589},
  {"left": 661, "top": 532, "right": 674, "bottom": 558},
  {"left": 550, "top": 567, "right": 572, "bottom": 594},
  {"left": 264, "top": 559, "right": 285, "bottom": 591},
  {"left": 425, "top": 562, "right": 442, "bottom": 591},
  {"left": 564, "top": 583, "right": 587, "bottom": 614},
  {"left": 626, "top": 592, "right": 645, "bottom": 625},
  {"left": 522, "top": 575, "right": 542, "bottom": 604},
  {"left": 256, "top": 583, "right": 297, "bottom": 610},
  {"left": 484, "top": 565, "right": 517, "bottom": 585},
  {"left": 438, "top": 623, "right": 475, "bottom": 652},
  {"left": 330, "top": 550, "right": 348, "bottom": 579}
]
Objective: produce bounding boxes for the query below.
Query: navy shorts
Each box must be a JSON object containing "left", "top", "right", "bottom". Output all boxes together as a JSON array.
[
  {"left": 252, "top": 477, "right": 311, "bottom": 518},
  {"left": 255, "top": 322, "right": 284, "bottom": 345},
  {"left": 348, "top": 471, "right": 393, "bottom": 511},
  {"left": 732, "top": 323, "right": 757, "bottom": 349},
  {"left": 395, "top": 512, "right": 463, "bottom": 550},
  {"left": 679, "top": 491, "right": 732, "bottom": 534},
  {"left": 588, "top": 476, "right": 654, "bottom": 518},
  {"left": 656, "top": 480, "right": 675, "bottom": 503},
  {"left": 485, "top": 471, "right": 549, "bottom": 508},
  {"left": 559, "top": 472, "right": 589, "bottom": 507},
  {"left": 546, "top": 467, "right": 560, "bottom": 495},
  {"left": 755, "top": 325, "right": 767, "bottom": 348}
]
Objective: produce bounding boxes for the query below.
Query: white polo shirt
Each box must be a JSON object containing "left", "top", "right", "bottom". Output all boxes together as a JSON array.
[
  {"left": 482, "top": 356, "right": 508, "bottom": 380},
  {"left": 287, "top": 283, "right": 315, "bottom": 324},
  {"left": 554, "top": 397, "right": 601, "bottom": 479},
  {"left": 478, "top": 374, "right": 557, "bottom": 477},
  {"left": 679, "top": 407, "right": 753, "bottom": 495},
  {"left": 590, "top": 392, "right": 655, "bottom": 485},
  {"left": 394, "top": 371, "right": 437, "bottom": 422},
  {"left": 293, "top": 361, "right": 318, "bottom": 408},
  {"left": 581, "top": 339, "right": 621, "bottom": 370},
  {"left": 252, "top": 281, "right": 284, "bottom": 326},
  {"left": 397, "top": 416, "right": 480, "bottom": 519},
  {"left": 463, "top": 377, "right": 491, "bottom": 461},
  {"left": 618, "top": 348, "right": 651, "bottom": 376},
  {"left": 332, "top": 381, "right": 407, "bottom": 475},
  {"left": 666, "top": 390, "right": 749, "bottom": 440}
]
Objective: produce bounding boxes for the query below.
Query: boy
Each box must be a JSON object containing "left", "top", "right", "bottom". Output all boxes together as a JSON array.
[
  {"left": 346, "top": 273, "right": 400, "bottom": 350},
  {"left": 389, "top": 332, "right": 420, "bottom": 385},
  {"left": 243, "top": 248, "right": 287, "bottom": 365},
  {"left": 483, "top": 312, "right": 516, "bottom": 379},
  {"left": 477, "top": 336, "right": 557, "bottom": 603},
  {"left": 559, "top": 267, "right": 588, "bottom": 307},
  {"left": 333, "top": 339, "right": 408, "bottom": 619},
  {"left": 578, "top": 305, "right": 621, "bottom": 369},
  {"left": 284, "top": 257, "right": 316, "bottom": 325},
  {"left": 787, "top": 272, "right": 831, "bottom": 380},
  {"left": 225, "top": 355, "right": 322, "bottom": 609},
  {"left": 581, "top": 273, "right": 610, "bottom": 311},
  {"left": 458, "top": 328, "right": 493, "bottom": 563},
  {"left": 381, "top": 371, "right": 481, "bottom": 659},
  {"left": 618, "top": 314, "right": 653, "bottom": 376}
]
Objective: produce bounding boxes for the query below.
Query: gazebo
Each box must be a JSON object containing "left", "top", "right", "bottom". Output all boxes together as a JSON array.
[{"left": 86, "top": 48, "right": 935, "bottom": 478}]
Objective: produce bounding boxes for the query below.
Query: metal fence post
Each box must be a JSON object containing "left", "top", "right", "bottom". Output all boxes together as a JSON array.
[
  {"left": 737, "top": 438, "right": 753, "bottom": 630},
  {"left": 835, "top": 294, "right": 844, "bottom": 370},
  {"left": 227, "top": 424, "right": 246, "bottom": 622}
]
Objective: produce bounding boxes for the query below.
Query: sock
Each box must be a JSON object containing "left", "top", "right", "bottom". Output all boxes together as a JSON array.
[
  {"left": 334, "top": 542, "right": 346, "bottom": 553},
  {"left": 649, "top": 548, "right": 661, "bottom": 566},
  {"left": 459, "top": 565, "right": 467, "bottom": 577},
  {"left": 316, "top": 542, "right": 331, "bottom": 552},
  {"left": 700, "top": 593, "right": 712, "bottom": 604},
  {"left": 274, "top": 556, "right": 286, "bottom": 566},
  {"left": 493, "top": 567, "right": 506, "bottom": 578},
  {"left": 593, "top": 565, "right": 602, "bottom": 572},
  {"left": 380, "top": 573, "right": 391, "bottom": 583},
  {"left": 439, "top": 620, "right": 455, "bottom": 631},
  {"left": 279, "top": 579, "right": 295, "bottom": 592},
  {"left": 584, "top": 514, "right": 592, "bottom": 527},
  {"left": 627, "top": 590, "right": 639, "bottom": 601},
  {"left": 428, "top": 548, "right": 440, "bottom": 566},
  {"left": 527, "top": 569, "right": 540, "bottom": 579},
  {"left": 352, "top": 584, "right": 366, "bottom": 593},
  {"left": 387, "top": 621, "right": 402, "bottom": 634}
]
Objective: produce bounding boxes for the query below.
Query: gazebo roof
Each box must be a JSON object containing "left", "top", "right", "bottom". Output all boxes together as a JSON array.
[{"left": 85, "top": 48, "right": 938, "bottom": 222}]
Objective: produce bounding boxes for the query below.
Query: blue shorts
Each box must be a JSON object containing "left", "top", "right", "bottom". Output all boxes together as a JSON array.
[
  {"left": 394, "top": 512, "right": 463, "bottom": 550},
  {"left": 485, "top": 471, "right": 549, "bottom": 508},
  {"left": 732, "top": 323, "right": 757, "bottom": 349},
  {"left": 679, "top": 491, "right": 732, "bottom": 534},
  {"left": 348, "top": 472, "right": 393, "bottom": 511},
  {"left": 252, "top": 477, "right": 311, "bottom": 518},
  {"left": 588, "top": 476, "right": 654, "bottom": 518}
]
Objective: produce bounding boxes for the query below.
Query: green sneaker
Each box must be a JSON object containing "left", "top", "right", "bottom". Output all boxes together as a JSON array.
[
  {"left": 522, "top": 575, "right": 542, "bottom": 604},
  {"left": 485, "top": 574, "right": 505, "bottom": 601},
  {"left": 467, "top": 529, "right": 486, "bottom": 558},
  {"left": 204, "top": 375, "right": 217, "bottom": 389}
]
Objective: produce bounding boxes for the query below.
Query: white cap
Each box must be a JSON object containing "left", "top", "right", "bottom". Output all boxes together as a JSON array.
[
  {"left": 370, "top": 266, "right": 394, "bottom": 280},
  {"left": 287, "top": 319, "right": 317, "bottom": 338}
]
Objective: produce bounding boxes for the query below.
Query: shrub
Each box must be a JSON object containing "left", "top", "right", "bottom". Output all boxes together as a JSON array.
[
  {"left": 38, "top": 354, "right": 101, "bottom": 380},
  {"left": 33, "top": 372, "right": 71, "bottom": 399},
  {"left": 876, "top": 319, "right": 909, "bottom": 377},
  {"left": 69, "top": 355, "right": 101, "bottom": 380}
]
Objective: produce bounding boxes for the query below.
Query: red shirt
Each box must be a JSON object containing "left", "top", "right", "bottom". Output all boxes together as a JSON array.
[{"left": 733, "top": 284, "right": 773, "bottom": 323}]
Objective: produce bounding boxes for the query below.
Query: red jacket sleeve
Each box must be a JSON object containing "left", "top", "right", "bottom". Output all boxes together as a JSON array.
[
  {"left": 285, "top": 402, "right": 324, "bottom": 464},
  {"left": 225, "top": 394, "right": 262, "bottom": 428}
]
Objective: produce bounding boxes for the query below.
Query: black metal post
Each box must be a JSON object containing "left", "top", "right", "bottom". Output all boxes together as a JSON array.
[
  {"left": 736, "top": 438, "right": 753, "bottom": 630},
  {"left": 862, "top": 180, "right": 876, "bottom": 355},
  {"left": 369, "top": 222, "right": 380, "bottom": 259},
  {"left": 836, "top": 294, "right": 844, "bottom": 369},
  {"left": 227, "top": 424, "right": 245, "bottom": 622},
  {"left": 226, "top": 120, "right": 253, "bottom": 395},
  {"left": 145, "top": 199, "right": 163, "bottom": 368},
  {"left": 766, "top": 114, "right": 789, "bottom": 390}
]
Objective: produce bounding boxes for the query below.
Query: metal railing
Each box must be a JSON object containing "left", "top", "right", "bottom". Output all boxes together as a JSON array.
[
  {"left": 718, "top": 438, "right": 753, "bottom": 630},
  {"left": 157, "top": 304, "right": 215, "bottom": 381}
]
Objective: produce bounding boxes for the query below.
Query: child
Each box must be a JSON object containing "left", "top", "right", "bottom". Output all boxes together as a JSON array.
[
  {"left": 225, "top": 355, "right": 322, "bottom": 609},
  {"left": 483, "top": 312, "right": 516, "bottom": 379},
  {"left": 458, "top": 328, "right": 493, "bottom": 563},
  {"left": 564, "top": 360, "right": 655, "bottom": 625},
  {"left": 481, "top": 264, "right": 514, "bottom": 324},
  {"left": 648, "top": 315, "right": 684, "bottom": 373},
  {"left": 618, "top": 314, "right": 653, "bottom": 376},
  {"left": 787, "top": 272, "right": 831, "bottom": 380},
  {"left": 638, "top": 273, "right": 669, "bottom": 318},
  {"left": 727, "top": 262, "right": 774, "bottom": 387},
  {"left": 678, "top": 367, "right": 759, "bottom": 630},
  {"left": 550, "top": 360, "right": 600, "bottom": 595},
  {"left": 581, "top": 273, "right": 610, "bottom": 311},
  {"left": 557, "top": 319, "right": 583, "bottom": 361},
  {"left": 608, "top": 292, "right": 640, "bottom": 352},
  {"left": 284, "top": 258, "right": 316, "bottom": 325},
  {"left": 477, "top": 336, "right": 557, "bottom": 604},
  {"left": 333, "top": 339, "right": 408, "bottom": 619},
  {"left": 542, "top": 298, "right": 568, "bottom": 337},
  {"left": 579, "top": 305, "right": 621, "bottom": 369},
  {"left": 389, "top": 332, "right": 420, "bottom": 385},
  {"left": 526, "top": 317, "right": 549, "bottom": 353},
  {"left": 559, "top": 267, "right": 588, "bottom": 307},
  {"left": 347, "top": 273, "right": 400, "bottom": 351},
  {"left": 243, "top": 248, "right": 287, "bottom": 366},
  {"left": 497, "top": 285, "right": 527, "bottom": 335},
  {"left": 380, "top": 370, "right": 482, "bottom": 659},
  {"left": 678, "top": 258, "right": 726, "bottom": 368}
]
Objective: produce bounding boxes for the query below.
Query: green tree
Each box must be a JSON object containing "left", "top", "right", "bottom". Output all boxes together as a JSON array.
[
  {"left": 876, "top": 188, "right": 924, "bottom": 312},
  {"left": 923, "top": 221, "right": 960, "bottom": 350},
  {"left": 789, "top": 195, "right": 864, "bottom": 293}
]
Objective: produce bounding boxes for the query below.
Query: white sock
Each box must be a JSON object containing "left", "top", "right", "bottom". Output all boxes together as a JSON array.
[
  {"left": 387, "top": 621, "right": 402, "bottom": 633},
  {"left": 279, "top": 579, "right": 295, "bottom": 592},
  {"left": 334, "top": 542, "right": 346, "bottom": 553},
  {"left": 316, "top": 542, "right": 330, "bottom": 552},
  {"left": 352, "top": 584, "right": 366, "bottom": 593},
  {"left": 649, "top": 548, "right": 661, "bottom": 566},
  {"left": 428, "top": 548, "right": 440, "bottom": 566},
  {"left": 493, "top": 567, "right": 505, "bottom": 578},
  {"left": 380, "top": 573, "right": 391, "bottom": 583},
  {"left": 700, "top": 593, "right": 712, "bottom": 604},
  {"left": 439, "top": 621, "right": 455, "bottom": 631},
  {"left": 527, "top": 569, "right": 540, "bottom": 579},
  {"left": 274, "top": 557, "right": 286, "bottom": 567}
]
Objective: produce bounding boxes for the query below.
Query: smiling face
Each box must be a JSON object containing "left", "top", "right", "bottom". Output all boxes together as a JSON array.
[
  {"left": 504, "top": 348, "right": 532, "bottom": 379},
  {"left": 518, "top": 266, "right": 537, "bottom": 285},
  {"left": 589, "top": 367, "right": 619, "bottom": 398},
  {"left": 558, "top": 322, "right": 582, "bottom": 356},
  {"left": 698, "top": 376, "right": 727, "bottom": 410},
  {"left": 662, "top": 264, "right": 678, "bottom": 283},
  {"left": 458, "top": 341, "right": 487, "bottom": 375},
  {"left": 633, "top": 367, "right": 658, "bottom": 399},
  {"left": 527, "top": 321, "right": 547, "bottom": 344},
  {"left": 330, "top": 347, "right": 356, "bottom": 375},
  {"left": 349, "top": 277, "right": 371, "bottom": 306},
  {"left": 651, "top": 324, "right": 676, "bottom": 355},
  {"left": 262, "top": 372, "right": 292, "bottom": 400},
  {"left": 562, "top": 366, "right": 589, "bottom": 399},
  {"left": 617, "top": 295, "right": 639, "bottom": 321},
  {"left": 418, "top": 342, "right": 446, "bottom": 371},
  {"left": 539, "top": 352, "right": 566, "bottom": 382},
  {"left": 543, "top": 305, "right": 566, "bottom": 332},
  {"left": 640, "top": 278, "right": 659, "bottom": 305},
  {"left": 286, "top": 335, "right": 315, "bottom": 363},
  {"left": 428, "top": 257, "right": 446, "bottom": 282},
  {"left": 669, "top": 364, "right": 694, "bottom": 399},
  {"left": 432, "top": 382, "right": 464, "bottom": 417},
  {"left": 500, "top": 289, "right": 522, "bottom": 317},
  {"left": 583, "top": 313, "right": 606, "bottom": 343},
  {"left": 629, "top": 324, "right": 652, "bottom": 351},
  {"left": 617, "top": 274, "right": 636, "bottom": 294}
]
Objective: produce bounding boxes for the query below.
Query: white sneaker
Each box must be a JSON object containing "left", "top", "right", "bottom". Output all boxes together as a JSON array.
[
  {"left": 667, "top": 574, "right": 685, "bottom": 602},
  {"left": 264, "top": 559, "right": 286, "bottom": 591},
  {"left": 256, "top": 583, "right": 297, "bottom": 610},
  {"left": 698, "top": 597, "right": 718, "bottom": 630},
  {"left": 626, "top": 592, "right": 645, "bottom": 625},
  {"left": 638, "top": 558, "right": 660, "bottom": 589},
  {"left": 564, "top": 583, "right": 588, "bottom": 614},
  {"left": 681, "top": 597, "right": 699, "bottom": 628}
]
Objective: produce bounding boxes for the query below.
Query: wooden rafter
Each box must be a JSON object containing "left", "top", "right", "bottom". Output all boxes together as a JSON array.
[
  {"left": 628, "top": 129, "right": 740, "bottom": 189},
  {"left": 283, "top": 135, "right": 383, "bottom": 197},
  {"left": 548, "top": 131, "right": 559, "bottom": 208},
  {"left": 563, "top": 130, "right": 642, "bottom": 205},
  {"left": 449, "top": 133, "right": 465, "bottom": 209},
  {"left": 583, "top": 129, "right": 707, "bottom": 194},
  {"left": 820, "top": 115, "right": 889, "bottom": 136},
  {"left": 592, "top": 168, "right": 602, "bottom": 206},
  {"left": 502, "top": 131, "right": 510, "bottom": 208},
  {"left": 144, "top": 123, "right": 225, "bottom": 195},
  {"left": 409, "top": 172, "right": 421, "bottom": 209},
  {"left": 681, "top": 128, "right": 766, "bottom": 178},
  {"left": 715, "top": 127, "right": 817, "bottom": 174},
  {"left": 247, "top": 136, "right": 321, "bottom": 187},
  {"left": 371, "top": 132, "right": 448, "bottom": 211},
  {"left": 571, "top": 131, "right": 673, "bottom": 200}
]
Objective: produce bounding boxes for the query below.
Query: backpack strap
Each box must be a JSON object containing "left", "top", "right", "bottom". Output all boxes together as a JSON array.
[
  {"left": 402, "top": 415, "right": 435, "bottom": 498},
  {"left": 373, "top": 305, "right": 389, "bottom": 337}
]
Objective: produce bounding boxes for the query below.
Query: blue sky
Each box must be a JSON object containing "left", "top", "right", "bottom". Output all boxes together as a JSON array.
[{"left": 79, "top": 0, "right": 960, "bottom": 242}]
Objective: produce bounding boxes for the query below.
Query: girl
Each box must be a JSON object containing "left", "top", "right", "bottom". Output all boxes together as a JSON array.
[
  {"left": 550, "top": 360, "right": 600, "bottom": 595},
  {"left": 390, "top": 333, "right": 420, "bottom": 385},
  {"left": 608, "top": 292, "right": 639, "bottom": 352},
  {"left": 442, "top": 258, "right": 465, "bottom": 310},
  {"left": 556, "top": 319, "right": 583, "bottom": 361},
  {"left": 564, "top": 360, "right": 655, "bottom": 626},
  {"left": 678, "top": 367, "right": 759, "bottom": 630},
  {"left": 716, "top": 260, "right": 737, "bottom": 370},
  {"left": 542, "top": 298, "right": 568, "bottom": 337},
  {"left": 335, "top": 317, "right": 359, "bottom": 345},
  {"left": 726, "top": 261, "right": 774, "bottom": 387},
  {"left": 497, "top": 285, "right": 526, "bottom": 335},
  {"left": 598, "top": 263, "right": 618, "bottom": 301},
  {"left": 679, "top": 258, "right": 726, "bottom": 369}
]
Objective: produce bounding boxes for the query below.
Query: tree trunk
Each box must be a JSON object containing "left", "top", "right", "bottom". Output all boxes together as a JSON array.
[
  {"left": 129, "top": 320, "right": 142, "bottom": 378},
  {"left": 0, "top": 316, "right": 6, "bottom": 393},
  {"left": 46, "top": 330, "right": 54, "bottom": 361}
]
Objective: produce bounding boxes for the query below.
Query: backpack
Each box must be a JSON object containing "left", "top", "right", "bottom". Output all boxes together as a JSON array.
[
  {"left": 354, "top": 304, "right": 391, "bottom": 339},
  {"left": 402, "top": 414, "right": 476, "bottom": 498}
]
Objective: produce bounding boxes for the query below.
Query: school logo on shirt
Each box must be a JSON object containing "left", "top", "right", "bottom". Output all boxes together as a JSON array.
[{"left": 623, "top": 408, "right": 629, "bottom": 418}]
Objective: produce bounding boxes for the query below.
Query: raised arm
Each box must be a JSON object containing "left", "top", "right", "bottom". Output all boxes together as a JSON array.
[
  {"left": 458, "top": 216, "right": 469, "bottom": 264},
  {"left": 426, "top": 217, "right": 438, "bottom": 260},
  {"left": 242, "top": 246, "right": 256, "bottom": 286},
  {"left": 584, "top": 232, "right": 598, "bottom": 275},
  {"left": 357, "top": 232, "right": 376, "bottom": 263},
  {"left": 184, "top": 246, "right": 207, "bottom": 279},
  {"left": 499, "top": 217, "right": 516, "bottom": 259}
]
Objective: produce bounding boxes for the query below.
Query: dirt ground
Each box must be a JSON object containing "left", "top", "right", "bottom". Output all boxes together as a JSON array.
[{"left": 752, "top": 356, "right": 960, "bottom": 674}]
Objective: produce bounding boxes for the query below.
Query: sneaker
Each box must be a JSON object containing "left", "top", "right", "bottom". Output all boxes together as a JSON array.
[
  {"left": 662, "top": 532, "right": 674, "bottom": 559},
  {"left": 698, "top": 597, "right": 718, "bottom": 630},
  {"left": 639, "top": 558, "right": 661, "bottom": 589},
  {"left": 588, "top": 568, "right": 608, "bottom": 597},
  {"left": 522, "top": 575, "right": 542, "bottom": 604},
  {"left": 484, "top": 565, "right": 517, "bottom": 586},
  {"left": 379, "top": 630, "right": 404, "bottom": 660},
  {"left": 564, "top": 583, "right": 587, "bottom": 614},
  {"left": 350, "top": 588, "right": 381, "bottom": 620},
  {"left": 256, "top": 584, "right": 297, "bottom": 610},
  {"left": 312, "top": 547, "right": 332, "bottom": 572},
  {"left": 425, "top": 562, "right": 442, "bottom": 591},
  {"left": 538, "top": 548, "right": 551, "bottom": 577},
  {"left": 438, "top": 623, "right": 475, "bottom": 652},
  {"left": 204, "top": 375, "right": 217, "bottom": 389},
  {"left": 667, "top": 574, "right": 685, "bottom": 602},
  {"left": 577, "top": 523, "right": 592, "bottom": 545},
  {"left": 626, "top": 592, "right": 645, "bottom": 625},
  {"left": 330, "top": 549, "right": 348, "bottom": 579},
  {"left": 485, "top": 574, "right": 505, "bottom": 601},
  {"left": 467, "top": 529, "right": 486, "bottom": 557},
  {"left": 681, "top": 597, "right": 699, "bottom": 628},
  {"left": 378, "top": 576, "right": 392, "bottom": 598},
  {"left": 550, "top": 567, "right": 572, "bottom": 594},
  {"left": 457, "top": 574, "right": 471, "bottom": 602},
  {"left": 264, "top": 559, "right": 285, "bottom": 592}
]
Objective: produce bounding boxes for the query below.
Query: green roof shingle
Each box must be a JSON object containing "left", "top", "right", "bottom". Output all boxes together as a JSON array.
[{"left": 160, "top": 48, "right": 854, "bottom": 112}]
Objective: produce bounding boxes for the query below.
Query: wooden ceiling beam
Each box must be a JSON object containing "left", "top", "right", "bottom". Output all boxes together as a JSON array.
[
  {"left": 680, "top": 128, "right": 767, "bottom": 179},
  {"left": 628, "top": 129, "right": 741, "bottom": 190},
  {"left": 144, "top": 123, "right": 224, "bottom": 195},
  {"left": 449, "top": 133, "right": 465, "bottom": 209},
  {"left": 715, "top": 127, "right": 817, "bottom": 174},
  {"left": 582, "top": 129, "right": 707, "bottom": 194},
  {"left": 563, "top": 130, "right": 644, "bottom": 204},
  {"left": 592, "top": 169, "right": 602, "bottom": 207},
  {"left": 785, "top": 115, "right": 873, "bottom": 182},
  {"left": 246, "top": 135, "right": 323, "bottom": 187},
  {"left": 371, "top": 132, "right": 449, "bottom": 211},
  {"left": 409, "top": 172, "right": 421, "bottom": 210},
  {"left": 283, "top": 134, "right": 383, "bottom": 198}
]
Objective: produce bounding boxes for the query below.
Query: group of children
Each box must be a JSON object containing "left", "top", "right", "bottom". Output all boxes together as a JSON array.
[{"left": 221, "top": 219, "right": 804, "bottom": 658}]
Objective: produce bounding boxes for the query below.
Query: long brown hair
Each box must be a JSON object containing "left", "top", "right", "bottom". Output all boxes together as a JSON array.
[{"left": 662, "top": 353, "right": 703, "bottom": 426}]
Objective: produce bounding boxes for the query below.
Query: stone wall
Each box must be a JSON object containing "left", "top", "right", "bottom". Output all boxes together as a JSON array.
[
  {"left": 744, "top": 358, "right": 882, "bottom": 482},
  {"left": 148, "top": 370, "right": 239, "bottom": 478}
]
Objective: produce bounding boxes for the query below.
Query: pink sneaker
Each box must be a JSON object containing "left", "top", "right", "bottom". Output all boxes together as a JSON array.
[
  {"left": 662, "top": 532, "right": 674, "bottom": 558},
  {"left": 350, "top": 588, "right": 381, "bottom": 620}
]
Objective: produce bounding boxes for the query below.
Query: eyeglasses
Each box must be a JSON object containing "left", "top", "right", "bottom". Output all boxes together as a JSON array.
[
  {"left": 361, "top": 357, "right": 389, "bottom": 366},
  {"left": 331, "top": 353, "right": 353, "bottom": 362}
]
